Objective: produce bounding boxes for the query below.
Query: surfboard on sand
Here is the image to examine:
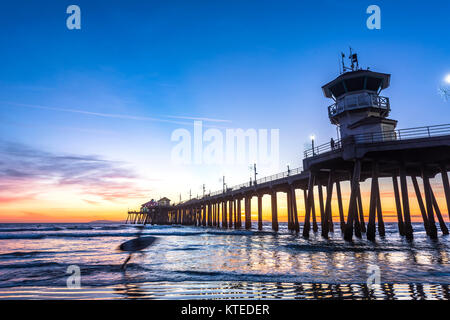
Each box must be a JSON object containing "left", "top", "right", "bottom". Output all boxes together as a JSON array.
[{"left": 118, "top": 236, "right": 157, "bottom": 252}]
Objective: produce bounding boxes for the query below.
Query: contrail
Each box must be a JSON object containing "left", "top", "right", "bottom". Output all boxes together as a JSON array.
[
  {"left": 3, "top": 102, "right": 232, "bottom": 127},
  {"left": 164, "top": 115, "right": 232, "bottom": 123}
]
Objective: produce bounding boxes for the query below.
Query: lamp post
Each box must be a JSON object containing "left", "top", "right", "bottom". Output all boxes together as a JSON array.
[
  {"left": 249, "top": 163, "right": 257, "bottom": 184},
  {"left": 310, "top": 135, "right": 315, "bottom": 155}
]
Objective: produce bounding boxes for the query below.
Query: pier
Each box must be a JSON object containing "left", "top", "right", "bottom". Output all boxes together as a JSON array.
[
  {"left": 154, "top": 123, "right": 449, "bottom": 241},
  {"left": 127, "top": 54, "right": 450, "bottom": 241}
]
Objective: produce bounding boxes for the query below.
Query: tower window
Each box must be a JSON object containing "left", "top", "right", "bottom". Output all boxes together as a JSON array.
[
  {"left": 344, "top": 76, "right": 365, "bottom": 92},
  {"left": 366, "top": 77, "right": 382, "bottom": 91},
  {"left": 330, "top": 82, "right": 346, "bottom": 97}
]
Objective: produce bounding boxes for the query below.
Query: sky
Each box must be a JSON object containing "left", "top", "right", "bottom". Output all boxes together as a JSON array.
[{"left": 0, "top": 0, "right": 449, "bottom": 222}]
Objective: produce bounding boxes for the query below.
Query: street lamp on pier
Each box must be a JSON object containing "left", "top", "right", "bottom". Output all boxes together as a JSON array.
[{"left": 310, "top": 135, "right": 315, "bottom": 155}]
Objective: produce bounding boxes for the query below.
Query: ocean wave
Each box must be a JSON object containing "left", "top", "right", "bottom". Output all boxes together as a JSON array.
[
  {"left": 204, "top": 230, "right": 262, "bottom": 236},
  {"left": 0, "top": 227, "right": 64, "bottom": 233},
  {"left": 0, "top": 230, "right": 211, "bottom": 240},
  {"left": 167, "top": 269, "right": 305, "bottom": 283},
  {"left": 0, "top": 225, "right": 96, "bottom": 233},
  {"left": 0, "top": 251, "right": 50, "bottom": 258},
  {"left": 0, "top": 234, "right": 47, "bottom": 240},
  {"left": 282, "top": 243, "right": 413, "bottom": 253},
  {"left": 0, "top": 228, "right": 279, "bottom": 240},
  {"left": 60, "top": 226, "right": 95, "bottom": 231},
  {"left": 93, "top": 226, "right": 122, "bottom": 230},
  {"left": 171, "top": 246, "right": 201, "bottom": 251},
  {"left": 0, "top": 232, "right": 131, "bottom": 240},
  {"left": 0, "top": 249, "right": 90, "bottom": 259},
  {"left": 0, "top": 261, "right": 64, "bottom": 270}
]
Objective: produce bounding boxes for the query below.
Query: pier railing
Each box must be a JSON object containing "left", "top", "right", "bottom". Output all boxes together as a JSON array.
[
  {"left": 304, "top": 123, "right": 450, "bottom": 158},
  {"left": 207, "top": 166, "right": 303, "bottom": 198},
  {"left": 304, "top": 139, "right": 343, "bottom": 158}
]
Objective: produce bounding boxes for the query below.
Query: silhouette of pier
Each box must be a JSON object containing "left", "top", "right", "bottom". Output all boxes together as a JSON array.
[
  {"left": 126, "top": 123, "right": 450, "bottom": 241},
  {"left": 157, "top": 124, "right": 450, "bottom": 241},
  {"left": 126, "top": 55, "right": 450, "bottom": 241}
]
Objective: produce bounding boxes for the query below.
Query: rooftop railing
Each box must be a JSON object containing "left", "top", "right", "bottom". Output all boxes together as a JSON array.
[
  {"left": 328, "top": 93, "right": 390, "bottom": 118},
  {"left": 304, "top": 123, "right": 450, "bottom": 158}
]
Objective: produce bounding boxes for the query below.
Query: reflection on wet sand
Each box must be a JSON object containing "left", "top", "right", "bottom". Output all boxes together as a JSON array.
[
  {"left": 6, "top": 272, "right": 447, "bottom": 300},
  {"left": 112, "top": 282, "right": 450, "bottom": 300}
]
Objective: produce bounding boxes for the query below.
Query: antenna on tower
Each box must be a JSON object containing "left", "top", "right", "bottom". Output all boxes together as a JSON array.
[
  {"left": 340, "top": 48, "right": 361, "bottom": 73},
  {"left": 340, "top": 52, "right": 346, "bottom": 74},
  {"left": 349, "top": 47, "right": 359, "bottom": 71}
]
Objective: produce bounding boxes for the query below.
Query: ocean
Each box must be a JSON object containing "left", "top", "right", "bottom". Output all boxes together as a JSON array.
[{"left": 0, "top": 222, "right": 449, "bottom": 299}]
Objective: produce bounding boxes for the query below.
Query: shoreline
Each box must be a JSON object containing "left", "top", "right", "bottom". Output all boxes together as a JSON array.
[{"left": 0, "top": 281, "right": 449, "bottom": 300}]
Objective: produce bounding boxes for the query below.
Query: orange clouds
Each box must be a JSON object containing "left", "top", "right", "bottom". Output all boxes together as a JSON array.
[{"left": 0, "top": 140, "right": 150, "bottom": 222}]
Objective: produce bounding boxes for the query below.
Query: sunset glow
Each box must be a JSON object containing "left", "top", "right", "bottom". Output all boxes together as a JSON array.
[{"left": 0, "top": 1, "right": 449, "bottom": 225}]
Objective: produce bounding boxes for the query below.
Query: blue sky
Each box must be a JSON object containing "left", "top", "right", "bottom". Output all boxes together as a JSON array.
[{"left": 0, "top": 0, "right": 449, "bottom": 218}]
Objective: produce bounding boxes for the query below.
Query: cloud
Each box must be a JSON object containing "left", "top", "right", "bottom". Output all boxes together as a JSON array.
[
  {"left": 82, "top": 199, "right": 101, "bottom": 205},
  {"left": 0, "top": 194, "right": 38, "bottom": 204},
  {"left": 21, "top": 211, "right": 52, "bottom": 219},
  {"left": 0, "top": 140, "right": 150, "bottom": 204}
]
